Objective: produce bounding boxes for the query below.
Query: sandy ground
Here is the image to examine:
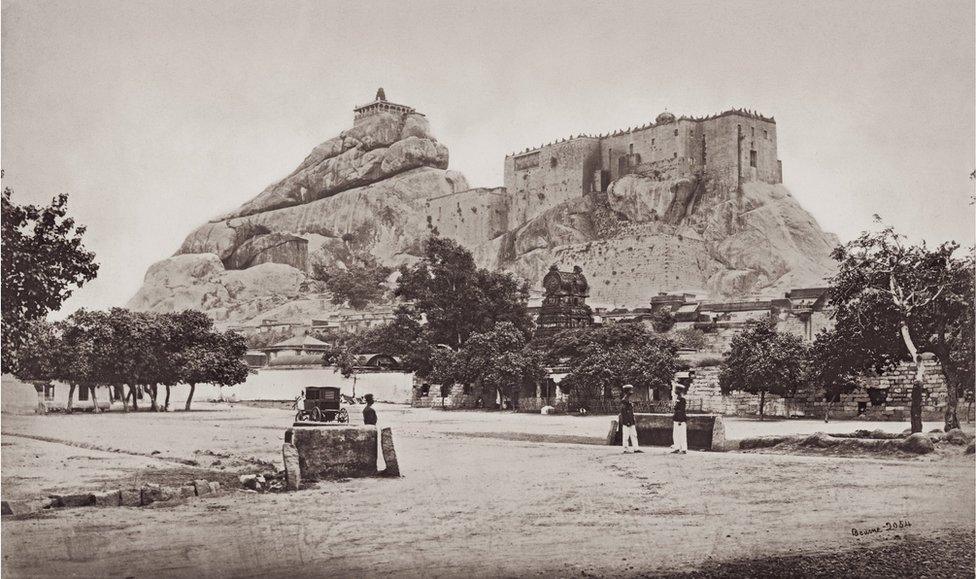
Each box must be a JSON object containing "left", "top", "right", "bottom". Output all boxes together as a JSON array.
[{"left": 1, "top": 404, "right": 973, "bottom": 578}]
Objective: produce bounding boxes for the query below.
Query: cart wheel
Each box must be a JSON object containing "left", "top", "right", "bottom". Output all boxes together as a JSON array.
[
  {"left": 295, "top": 410, "right": 310, "bottom": 422},
  {"left": 337, "top": 408, "right": 349, "bottom": 423},
  {"left": 311, "top": 407, "right": 323, "bottom": 422}
]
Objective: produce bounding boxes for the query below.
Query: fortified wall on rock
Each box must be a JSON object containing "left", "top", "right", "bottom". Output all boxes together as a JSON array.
[
  {"left": 504, "top": 109, "right": 781, "bottom": 224},
  {"left": 130, "top": 89, "right": 839, "bottom": 330}
]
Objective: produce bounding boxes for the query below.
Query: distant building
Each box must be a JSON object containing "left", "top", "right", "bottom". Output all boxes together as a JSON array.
[
  {"left": 534, "top": 264, "right": 594, "bottom": 338},
  {"left": 262, "top": 335, "right": 331, "bottom": 367},
  {"left": 311, "top": 307, "right": 397, "bottom": 334},
  {"left": 353, "top": 88, "right": 421, "bottom": 125}
]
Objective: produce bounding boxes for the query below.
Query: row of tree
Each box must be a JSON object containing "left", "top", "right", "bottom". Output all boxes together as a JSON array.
[
  {"left": 15, "top": 308, "right": 250, "bottom": 412},
  {"left": 327, "top": 228, "right": 973, "bottom": 433}
]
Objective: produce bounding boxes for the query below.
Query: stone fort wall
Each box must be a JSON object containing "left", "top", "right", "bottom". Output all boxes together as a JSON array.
[{"left": 503, "top": 110, "right": 781, "bottom": 215}]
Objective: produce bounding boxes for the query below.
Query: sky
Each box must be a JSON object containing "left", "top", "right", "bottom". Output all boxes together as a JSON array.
[{"left": 2, "top": 0, "right": 974, "bottom": 316}]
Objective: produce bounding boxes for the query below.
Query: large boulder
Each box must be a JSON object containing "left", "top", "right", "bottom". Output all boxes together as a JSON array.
[{"left": 218, "top": 114, "right": 447, "bottom": 220}]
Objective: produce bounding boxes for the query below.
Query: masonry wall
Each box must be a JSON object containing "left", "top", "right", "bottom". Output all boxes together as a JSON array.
[
  {"left": 699, "top": 114, "right": 779, "bottom": 195},
  {"left": 600, "top": 119, "right": 698, "bottom": 182},
  {"left": 504, "top": 138, "right": 602, "bottom": 224},
  {"left": 684, "top": 357, "right": 948, "bottom": 421},
  {"left": 425, "top": 187, "right": 511, "bottom": 246}
]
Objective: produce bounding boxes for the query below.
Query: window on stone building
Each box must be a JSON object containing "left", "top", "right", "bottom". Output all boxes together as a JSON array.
[
  {"left": 751, "top": 126, "right": 755, "bottom": 138},
  {"left": 420, "top": 384, "right": 430, "bottom": 397},
  {"left": 550, "top": 157, "right": 558, "bottom": 168},
  {"left": 618, "top": 156, "right": 628, "bottom": 176},
  {"left": 857, "top": 401, "right": 867, "bottom": 415},
  {"left": 629, "top": 144, "right": 634, "bottom": 154},
  {"left": 764, "top": 129, "right": 768, "bottom": 139},
  {"left": 651, "top": 138, "right": 655, "bottom": 146},
  {"left": 673, "top": 152, "right": 678, "bottom": 159},
  {"left": 79, "top": 387, "right": 89, "bottom": 401},
  {"left": 673, "top": 129, "right": 678, "bottom": 136},
  {"left": 749, "top": 150, "right": 757, "bottom": 167}
]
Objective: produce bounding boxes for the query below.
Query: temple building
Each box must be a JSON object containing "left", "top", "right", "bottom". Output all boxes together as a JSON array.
[
  {"left": 353, "top": 88, "right": 419, "bottom": 125},
  {"left": 535, "top": 265, "right": 594, "bottom": 338}
]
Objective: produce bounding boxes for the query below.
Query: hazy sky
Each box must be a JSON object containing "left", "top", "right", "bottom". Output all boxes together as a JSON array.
[{"left": 3, "top": 0, "right": 974, "bottom": 315}]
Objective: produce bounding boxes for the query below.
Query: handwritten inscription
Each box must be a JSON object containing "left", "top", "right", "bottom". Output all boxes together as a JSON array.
[{"left": 851, "top": 520, "right": 912, "bottom": 537}]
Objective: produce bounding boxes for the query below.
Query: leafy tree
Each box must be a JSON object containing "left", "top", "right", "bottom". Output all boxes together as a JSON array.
[
  {"left": 672, "top": 328, "right": 707, "bottom": 350},
  {"left": 649, "top": 309, "right": 676, "bottom": 333},
  {"left": 396, "top": 236, "right": 533, "bottom": 349},
  {"left": 2, "top": 189, "right": 98, "bottom": 373},
  {"left": 177, "top": 329, "right": 249, "bottom": 410},
  {"left": 314, "top": 258, "right": 393, "bottom": 310},
  {"left": 806, "top": 329, "right": 861, "bottom": 423},
  {"left": 547, "top": 324, "right": 678, "bottom": 409},
  {"left": 431, "top": 322, "right": 546, "bottom": 409},
  {"left": 828, "top": 220, "right": 975, "bottom": 432},
  {"left": 719, "top": 319, "right": 807, "bottom": 420}
]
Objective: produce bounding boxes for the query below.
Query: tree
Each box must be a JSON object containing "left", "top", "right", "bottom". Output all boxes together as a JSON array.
[
  {"left": 546, "top": 324, "right": 678, "bottom": 410},
  {"left": 313, "top": 257, "right": 393, "bottom": 310},
  {"left": 396, "top": 236, "right": 533, "bottom": 349},
  {"left": 2, "top": 189, "right": 98, "bottom": 373},
  {"left": 431, "top": 322, "right": 546, "bottom": 410},
  {"left": 806, "top": 329, "right": 861, "bottom": 423},
  {"left": 177, "top": 329, "right": 249, "bottom": 410},
  {"left": 649, "top": 309, "right": 676, "bottom": 333},
  {"left": 672, "top": 328, "right": 707, "bottom": 350},
  {"left": 719, "top": 319, "right": 807, "bottom": 420},
  {"left": 828, "top": 220, "right": 975, "bottom": 432}
]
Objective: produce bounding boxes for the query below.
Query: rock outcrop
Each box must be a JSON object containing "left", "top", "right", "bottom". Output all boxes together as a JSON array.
[{"left": 129, "top": 99, "right": 840, "bottom": 324}]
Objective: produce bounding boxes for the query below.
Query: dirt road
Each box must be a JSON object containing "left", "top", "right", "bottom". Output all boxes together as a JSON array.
[{"left": 2, "top": 404, "right": 973, "bottom": 577}]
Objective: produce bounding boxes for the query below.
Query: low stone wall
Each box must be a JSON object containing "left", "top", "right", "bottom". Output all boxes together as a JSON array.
[
  {"left": 606, "top": 413, "right": 727, "bottom": 451},
  {"left": 684, "top": 357, "right": 948, "bottom": 421},
  {"left": 285, "top": 425, "right": 399, "bottom": 480}
]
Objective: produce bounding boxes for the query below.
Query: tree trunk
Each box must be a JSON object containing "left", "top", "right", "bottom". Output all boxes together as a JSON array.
[
  {"left": 899, "top": 322, "right": 924, "bottom": 433},
  {"left": 89, "top": 385, "right": 100, "bottom": 414},
  {"left": 67, "top": 383, "right": 76, "bottom": 412},
  {"left": 185, "top": 383, "right": 196, "bottom": 411},
  {"left": 163, "top": 385, "right": 171, "bottom": 412},
  {"left": 940, "top": 361, "right": 961, "bottom": 432},
  {"left": 824, "top": 397, "right": 833, "bottom": 423},
  {"left": 129, "top": 384, "right": 140, "bottom": 411},
  {"left": 759, "top": 390, "right": 765, "bottom": 421},
  {"left": 149, "top": 384, "right": 159, "bottom": 412},
  {"left": 118, "top": 385, "right": 128, "bottom": 412}
]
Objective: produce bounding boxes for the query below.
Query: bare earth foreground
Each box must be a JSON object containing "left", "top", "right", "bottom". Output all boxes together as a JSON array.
[{"left": 2, "top": 404, "right": 973, "bottom": 578}]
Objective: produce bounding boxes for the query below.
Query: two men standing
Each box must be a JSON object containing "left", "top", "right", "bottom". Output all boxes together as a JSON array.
[{"left": 618, "top": 373, "right": 692, "bottom": 454}]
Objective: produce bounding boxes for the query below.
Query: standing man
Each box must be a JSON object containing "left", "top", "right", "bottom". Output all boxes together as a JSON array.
[
  {"left": 620, "top": 384, "right": 642, "bottom": 454},
  {"left": 363, "top": 393, "right": 377, "bottom": 425},
  {"left": 671, "top": 379, "right": 689, "bottom": 455}
]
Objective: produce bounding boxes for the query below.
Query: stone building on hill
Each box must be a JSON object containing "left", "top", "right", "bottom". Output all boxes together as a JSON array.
[
  {"left": 504, "top": 108, "right": 782, "bottom": 217},
  {"left": 534, "top": 265, "right": 594, "bottom": 338}
]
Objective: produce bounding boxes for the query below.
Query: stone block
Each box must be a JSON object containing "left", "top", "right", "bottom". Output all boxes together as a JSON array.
[
  {"left": 606, "top": 414, "right": 727, "bottom": 451},
  {"left": 55, "top": 493, "right": 95, "bottom": 508},
  {"left": 180, "top": 485, "right": 196, "bottom": 498},
  {"left": 286, "top": 425, "right": 396, "bottom": 480},
  {"left": 945, "top": 429, "right": 970, "bottom": 446},
  {"left": 208, "top": 482, "right": 220, "bottom": 494},
  {"left": 2, "top": 500, "right": 34, "bottom": 516},
  {"left": 120, "top": 489, "right": 142, "bottom": 507},
  {"left": 193, "top": 479, "right": 211, "bottom": 496},
  {"left": 380, "top": 427, "right": 401, "bottom": 477},
  {"left": 141, "top": 484, "right": 163, "bottom": 506},
  {"left": 159, "top": 486, "right": 181, "bottom": 502},
  {"left": 93, "top": 490, "right": 122, "bottom": 507},
  {"left": 901, "top": 433, "right": 935, "bottom": 454},
  {"left": 282, "top": 443, "right": 301, "bottom": 490}
]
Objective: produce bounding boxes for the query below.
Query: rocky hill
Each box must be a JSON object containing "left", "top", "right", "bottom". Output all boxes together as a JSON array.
[{"left": 129, "top": 100, "right": 839, "bottom": 325}]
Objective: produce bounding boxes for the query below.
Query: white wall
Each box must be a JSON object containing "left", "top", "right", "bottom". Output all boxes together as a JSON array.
[{"left": 32, "top": 367, "right": 415, "bottom": 407}]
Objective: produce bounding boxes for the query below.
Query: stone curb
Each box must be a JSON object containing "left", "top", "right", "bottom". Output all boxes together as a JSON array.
[{"left": 1, "top": 479, "right": 222, "bottom": 517}]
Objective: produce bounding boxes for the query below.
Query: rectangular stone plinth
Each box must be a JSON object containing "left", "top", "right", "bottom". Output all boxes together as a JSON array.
[
  {"left": 285, "top": 425, "right": 400, "bottom": 481},
  {"left": 607, "top": 413, "right": 727, "bottom": 451}
]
